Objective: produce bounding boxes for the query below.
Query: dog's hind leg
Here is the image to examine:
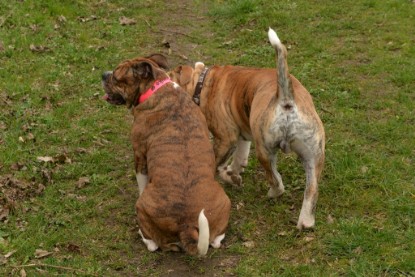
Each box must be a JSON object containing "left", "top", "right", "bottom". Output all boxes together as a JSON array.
[
  {"left": 255, "top": 145, "right": 285, "bottom": 198},
  {"left": 296, "top": 146, "right": 325, "bottom": 230}
]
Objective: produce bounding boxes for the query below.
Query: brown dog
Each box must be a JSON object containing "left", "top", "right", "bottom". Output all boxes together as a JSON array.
[
  {"left": 168, "top": 29, "right": 325, "bottom": 230},
  {"left": 102, "top": 54, "right": 231, "bottom": 255}
]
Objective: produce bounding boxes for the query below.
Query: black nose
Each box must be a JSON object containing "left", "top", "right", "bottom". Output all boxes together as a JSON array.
[{"left": 102, "top": 71, "right": 112, "bottom": 81}]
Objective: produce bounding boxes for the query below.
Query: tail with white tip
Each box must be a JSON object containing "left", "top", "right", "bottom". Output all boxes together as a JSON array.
[{"left": 268, "top": 27, "right": 294, "bottom": 104}]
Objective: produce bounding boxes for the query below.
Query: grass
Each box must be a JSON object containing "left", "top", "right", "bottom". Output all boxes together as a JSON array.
[{"left": 1, "top": 0, "right": 414, "bottom": 276}]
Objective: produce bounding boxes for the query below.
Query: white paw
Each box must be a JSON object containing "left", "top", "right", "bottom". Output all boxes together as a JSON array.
[
  {"left": 211, "top": 233, "right": 225, "bottom": 249},
  {"left": 267, "top": 186, "right": 285, "bottom": 198},
  {"left": 219, "top": 167, "right": 242, "bottom": 186},
  {"left": 297, "top": 214, "right": 315, "bottom": 230},
  {"left": 139, "top": 229, "right": 159, "bottom": 252}
]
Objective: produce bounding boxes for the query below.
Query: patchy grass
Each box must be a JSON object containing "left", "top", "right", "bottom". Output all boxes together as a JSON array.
[{"left": 1, "top": 0, "right": 414, "bottom": 276}]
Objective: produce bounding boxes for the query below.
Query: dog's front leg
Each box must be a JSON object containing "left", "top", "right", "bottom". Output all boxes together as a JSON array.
[
  {"left": 229, "top": 138, "right": 251, "bottom": 174},
  {"left": 134, "top": 152, "right": 148, "bottom": 195},
  {"left": 136, "top": 172, "right": 148, "bottom": 196}
]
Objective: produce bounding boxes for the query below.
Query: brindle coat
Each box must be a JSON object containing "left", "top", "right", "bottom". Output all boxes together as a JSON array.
[
  {"left": 168, "top": 29, "right": 325, "bottom": 229},
  {"left": 102, "top": 55, "right": 230, "bottom": 255}
]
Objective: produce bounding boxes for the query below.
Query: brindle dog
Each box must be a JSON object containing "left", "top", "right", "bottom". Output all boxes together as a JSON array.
[
  {"left": 102, "top": 54, "right": 230, "bottom": 255},
  {"left": 168, "top": 29, "right": 325, "bottom": 230}
]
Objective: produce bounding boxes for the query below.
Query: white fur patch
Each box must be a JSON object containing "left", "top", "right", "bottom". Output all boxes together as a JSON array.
[
  {"left": 173, "top": 82, "right": 180, "bottom": 89},
  {"left": 211, "top": 233, "right": 225, "bottom": 249},
  {"left": 136, "top": 173, "right": 148, "bottom": 195},
  {"left": 195, "top": 62, "right": 205, "bottom": 68},
  {"left": 138, "top": 229, "right": 159, "bottom": 252},
  {"left": 268, "top": 27, "right": 281, "bottom": 47}
]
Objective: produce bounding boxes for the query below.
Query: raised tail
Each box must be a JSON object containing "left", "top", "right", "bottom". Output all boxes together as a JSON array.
[
  {"left": 197, "top": 209, "right": 210, "bottom": 256},
  {"left": 268, "top": 27, "right": 294, "bottom": 105}
]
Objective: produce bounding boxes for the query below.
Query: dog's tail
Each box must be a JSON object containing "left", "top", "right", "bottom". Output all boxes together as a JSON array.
[
  {"left": 180, "top": 209, "right": 210, "bottom": 256},
  {"left": 197, "top": 209, "right": 210, "bottom": 255},
  {"left": 268, "top": 27, "right": 294, "bottom": 105}
]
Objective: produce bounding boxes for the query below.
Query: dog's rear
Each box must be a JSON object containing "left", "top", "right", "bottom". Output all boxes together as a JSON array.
[{"left": 133, "top": 86, "right": 230, "bottom": 255}]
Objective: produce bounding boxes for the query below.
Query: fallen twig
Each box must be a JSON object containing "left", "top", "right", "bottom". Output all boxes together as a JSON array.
[{"left": 12, "top": 263, "right": 98, "bottom": 276}]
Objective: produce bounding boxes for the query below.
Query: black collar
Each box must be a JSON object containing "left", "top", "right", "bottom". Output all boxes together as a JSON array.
[{"left": 193, "top": 68, "right": 210, "bottom": 105}]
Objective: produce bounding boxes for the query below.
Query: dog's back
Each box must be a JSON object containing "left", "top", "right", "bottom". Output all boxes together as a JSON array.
[{"left": 134, "top": 88, "right": 230, "bottom": 255}]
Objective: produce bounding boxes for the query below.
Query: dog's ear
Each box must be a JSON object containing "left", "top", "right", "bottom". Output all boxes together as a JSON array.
[
  {"left": 146, "top": 54, "right": 169, "bottom": 70},
  {"left": 174, "top": 65, "right": 192, "bottom": 85},
  {"left": 132, "top": 61, "right": 156, "bottom": 80}
]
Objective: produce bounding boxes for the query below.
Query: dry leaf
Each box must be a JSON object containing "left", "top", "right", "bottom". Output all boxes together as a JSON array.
[
  {"left": 4, "top": 250, "right": 16, "bottom": 258},
  {"left": 58, "top": 15, "right": 67, "bottom": 23},
  {"left": 119, "top": 16, "right": 136, "bottom": 25},
  {"left": 0, "top": 255, "right": 6, "bottom": 265},
  {"left": 37, "top": 156, "right": 54, "bottom": 163},
  {"left": 242, "top": 241, "right": 255, "bottom": 248},
  {"left": 0, "top": 208, "right": 10, "bottom": 221},
  {"left": 34, "top": 249, "right": 53, "bottom": 259},
  {"left": 76, "top": 177, "right": 90, "bottom": 189},
  {"left": 29, "top": 44, "right": 50, "bottom": 53},
  {"left": 278, "top": 231, "right": 288, "bottom": 236},
  {"left": 304, "top": 235, "right": 315, "bottom": 243},
  {"left": 20, "top": 269, "right": 27, "bottom": 277},
  {"left": 236, "top": 202, "right": 244, "bottom": 210},
  {"left": 327, "top": 214, "right": 335, "bottom": 224}
]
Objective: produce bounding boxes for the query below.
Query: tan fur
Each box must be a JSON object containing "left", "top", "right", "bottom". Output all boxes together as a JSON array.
[
  {"left": 168, "top": 31, "right": 325, "bottom": 229},
  {"left": 102, "top": 55, "right": 230, "bottom": 254}
]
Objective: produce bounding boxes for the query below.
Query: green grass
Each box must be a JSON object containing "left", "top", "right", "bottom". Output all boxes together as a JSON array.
[{"left": 1, "top": 0, "right": 414, "bottom": 276}]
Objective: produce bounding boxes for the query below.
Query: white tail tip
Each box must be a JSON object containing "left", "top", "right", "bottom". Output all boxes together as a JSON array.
[
  {"left": 268, "top": 27, "right": 281, "bottom": 47},
  {"left": 197, "top": 209, "right": 210, "bottom": 256}
]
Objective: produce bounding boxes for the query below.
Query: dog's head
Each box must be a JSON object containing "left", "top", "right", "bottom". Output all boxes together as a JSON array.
[
  {"left": 102, "top": 54, "right": 169, "bottom": 108},
  {"left": 168, "top": 62, "right": 206, "bottom": 96}
]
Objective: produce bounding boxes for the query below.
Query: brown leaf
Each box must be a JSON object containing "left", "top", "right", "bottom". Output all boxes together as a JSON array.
[
  {"left": 78, "top": 15, "right": 97, "bottom": 23},
  {"left": 20, "top": 269, "right": 27, "bottom": 277},
  {"left": 67, "top": 243, "right": 81, "bottom": 253},
  {"left": 54, "top": 153, "right": 71, "bottom": 164},
  {"left": 10, "top": 162, "right": 25, "bottom": 171},
  {"left": 242, "top": 241, "right": 255, "bottom": 248},
  {"left": 29, "top": 44, "right": 50, "bottom": 53},
  {"left": 34, "top": 249, "right": 53, "bottom": 259},
  {"left": 0, "top": 207, "right": 10, "bottom": 221},
  {"left": 37, "top": 156, "right": 54, "bottom": 163},
  {"left": 119, "top": 16, "right": 136, "bottom": 26},
  {"left": 76, "top": 177, "right": 90, "bottom": 189},
  {"left": 4, "top": 250, "right": 16, "bottom": 258},
  {"left": 41, "top": 169, "right": 52, "bottom": 183}
]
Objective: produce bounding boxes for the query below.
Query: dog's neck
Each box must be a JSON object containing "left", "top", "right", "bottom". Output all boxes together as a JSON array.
[
  {"left": 193, "top": 68, "right": 210, "bottom": 105},
  {"left": 136, "top": 78, "right": 172, "bottom": 105}
]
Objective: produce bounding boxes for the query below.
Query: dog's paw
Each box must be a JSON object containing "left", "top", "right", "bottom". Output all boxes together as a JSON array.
[
  {"left": 211, "top": 234, "right": 225, "bottom": 249},
  {"left": 297, "top": 217, "right": 315, "bottom": 230},
  {"left": 219, "top": 167, "right": 243, "bottom": 187},
  {"left": 267, "top": 186, "right": 285, "bottom": 198},
  {"left": 297, "top": 211, "right": 315, "bottom": 230},
  {"left": 139, "top": 229, "right": 159, "bottom": 252}
]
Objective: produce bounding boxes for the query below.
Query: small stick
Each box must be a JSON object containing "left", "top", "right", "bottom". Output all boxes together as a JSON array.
[{"left": 12, "top": 263, "right": 98, "bottom": 276}]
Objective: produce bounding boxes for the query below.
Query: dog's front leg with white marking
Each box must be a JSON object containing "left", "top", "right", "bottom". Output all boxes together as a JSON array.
[
  {"left": 136, "top": 172, "right": 148, "bottom": 196},
  {"left": 138, "top": 229, "right": 159, "bottom": 252},
  {"left": 229, "top": 138, "right": 251, "bottom": 174},
  {"left": 210, "top": 233, "right": 226, "bottom": 249}
]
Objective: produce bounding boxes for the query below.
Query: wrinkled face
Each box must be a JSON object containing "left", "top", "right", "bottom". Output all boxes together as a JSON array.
[{"left": 102, "top": 54, "right": 169, "bottom": 107}]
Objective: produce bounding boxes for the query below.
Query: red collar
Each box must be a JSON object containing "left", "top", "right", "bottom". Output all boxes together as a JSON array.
[{"left": 139, "top": 78, "right": 171, "bottom": 104}]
